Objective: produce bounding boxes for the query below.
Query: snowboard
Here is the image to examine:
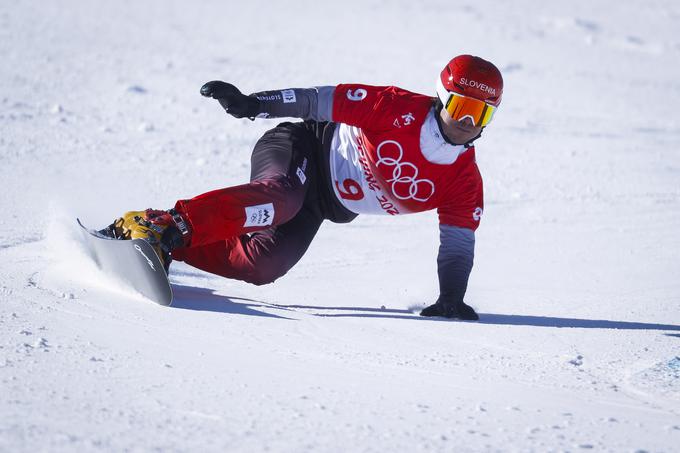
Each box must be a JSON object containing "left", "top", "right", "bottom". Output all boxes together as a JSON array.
[{"left": 77, "top": 219, "right": 173, "bottom": 306}]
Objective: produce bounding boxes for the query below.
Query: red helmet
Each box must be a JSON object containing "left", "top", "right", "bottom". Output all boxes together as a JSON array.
[{"left": 437, "top": 55, "right": 503, "bottom": 107}]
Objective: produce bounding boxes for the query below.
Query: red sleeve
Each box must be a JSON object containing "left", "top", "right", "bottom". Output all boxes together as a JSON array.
[
  {"left": 437, "top": 160, "right": 484, "bottom": 231},
  {"left": 332, "top": 84, "right": 400, "bottom": 131}
]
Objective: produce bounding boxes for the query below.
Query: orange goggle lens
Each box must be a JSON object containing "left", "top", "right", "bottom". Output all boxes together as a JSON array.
[{"left": 443, "top": 92, "right": 496, "bottom": 127}]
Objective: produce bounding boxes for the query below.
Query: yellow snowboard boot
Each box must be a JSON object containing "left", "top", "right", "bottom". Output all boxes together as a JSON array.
[{"left": 100, "top": 209, "right": 190, "bottom": 271}]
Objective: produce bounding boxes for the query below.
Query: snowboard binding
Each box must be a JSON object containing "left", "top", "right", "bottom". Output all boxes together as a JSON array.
[{"left": 99, "top": 209, "right": 190, "bottom": 273}]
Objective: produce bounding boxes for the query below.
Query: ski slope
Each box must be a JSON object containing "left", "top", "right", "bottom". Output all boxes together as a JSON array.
[{"left": 1, "top": 1, "right": 679, "bottom": 451}]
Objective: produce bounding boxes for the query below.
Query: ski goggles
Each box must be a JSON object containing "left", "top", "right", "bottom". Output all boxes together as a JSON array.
[{"left": 436, "top": 78, "right": 497, "bottom": 127}]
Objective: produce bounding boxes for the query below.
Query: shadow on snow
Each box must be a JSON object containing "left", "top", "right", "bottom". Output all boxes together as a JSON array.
[
  {"left": 170, "top": 284, "right": 292, "bottom": 320},
  {"left": 476, "top": 313, "right": 680, "bottom": 331},
  {"left": 318, "top": 310, "right": 680, "bottom": 331},
  {"left": 169, "top": 285, "right": 680, "bottom": 332},
  {"left": 271, "top": 303, "right": 680, "bottom": 331}
]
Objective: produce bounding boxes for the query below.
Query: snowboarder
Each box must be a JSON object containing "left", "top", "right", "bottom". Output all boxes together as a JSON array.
[{"left": 102, "top": 55, "right": 503, "bottom": 320}]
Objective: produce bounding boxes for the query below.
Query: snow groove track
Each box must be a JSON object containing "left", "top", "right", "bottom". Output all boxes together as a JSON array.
[{"left": 1, "top": 0, "right": 680, "bottom": 451}]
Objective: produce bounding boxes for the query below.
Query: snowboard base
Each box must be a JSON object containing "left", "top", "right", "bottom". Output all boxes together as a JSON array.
[{"left": 77, "top": 219, "right": 173, "bottom": 306}]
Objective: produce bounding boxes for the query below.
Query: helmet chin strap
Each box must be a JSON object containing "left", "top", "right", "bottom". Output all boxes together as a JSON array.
[
  {"left": 434, "top": 100, "right": 484, "bottom": 147},
  {"left": 464, "top": 127, "right": 484, "bottom": 146}
]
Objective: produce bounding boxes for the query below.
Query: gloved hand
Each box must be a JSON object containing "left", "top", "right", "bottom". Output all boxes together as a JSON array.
[
  {"left": 420, "top": 298, "right": 479, "bottom": 320},
  {"left": 200, "top": 81, "right": 260, "bottom": 119}
]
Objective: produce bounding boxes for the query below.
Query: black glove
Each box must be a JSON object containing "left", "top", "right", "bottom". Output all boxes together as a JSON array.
[
  {"left": 420, "top": 299, "right": 479, "bottom": 320},
  {"left": 200, "top": 81, "right": 260, "bottom": 119}
]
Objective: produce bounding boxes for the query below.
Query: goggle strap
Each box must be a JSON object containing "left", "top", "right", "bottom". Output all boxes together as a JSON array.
[
  {"left": 479, "top": 103, "right": 489, "bottom": 125},
  {"left": 436, "top": 76, "right": 452, "bottom": 108}
]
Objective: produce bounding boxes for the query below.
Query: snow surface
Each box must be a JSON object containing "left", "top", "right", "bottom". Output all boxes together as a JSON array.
[{"left": 1, "top": 0, "right": 680, "bottom": 451}]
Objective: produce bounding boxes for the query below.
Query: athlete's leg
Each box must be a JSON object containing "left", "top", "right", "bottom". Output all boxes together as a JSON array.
[
  {"left": 174, "top": 123, "right": 315, "bottom": 248},
  {"left": 172, "top": 203, "right": 323, "bottom": 285},
  {"left": 172, "top": 122, "right": 323, "bottom": 284}
]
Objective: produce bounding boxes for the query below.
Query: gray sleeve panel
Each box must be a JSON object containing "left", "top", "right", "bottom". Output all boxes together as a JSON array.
[
  {"left": 250, "top": 86, "right": 335, "bottom": 121},
  {"left": 437, "top": 225, "right": 475, "bottom": 303},
  {"left": 315, "top": 86, "right": 335, "bottom": 121}
]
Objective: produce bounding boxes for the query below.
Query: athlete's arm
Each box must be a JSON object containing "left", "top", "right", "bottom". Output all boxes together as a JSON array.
[
  {"left": 251, "top": 87, "right": 335, "bottom": 121},
  {"left": 240, "top": 83, "right": 397, "bottom": 125},
  {"left": 200, "top": 80, "right": 335, "bottom": 121},
  {"left": 437, "top": 224, "right": 475, "bottom": 305}
]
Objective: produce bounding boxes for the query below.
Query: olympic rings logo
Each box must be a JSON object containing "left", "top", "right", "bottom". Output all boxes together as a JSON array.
[{"left": 376, "top": 140, "right": 435, "bottom": 202}]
